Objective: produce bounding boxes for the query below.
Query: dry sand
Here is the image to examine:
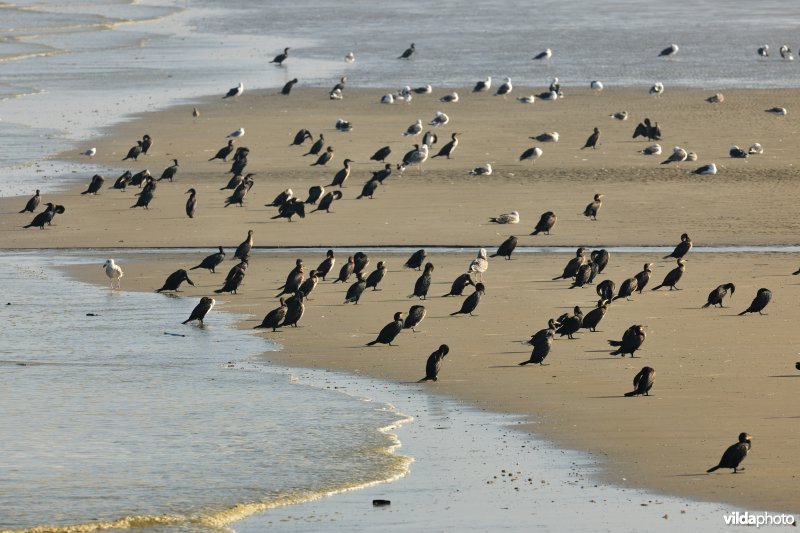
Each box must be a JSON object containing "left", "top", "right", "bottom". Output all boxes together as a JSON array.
[{"left": 3, "top": 86, "right": 800, "bottom": 512}]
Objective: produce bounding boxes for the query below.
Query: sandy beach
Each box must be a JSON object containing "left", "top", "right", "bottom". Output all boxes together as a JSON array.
[{"left": 4, "top": 86, "right": 800, "bottom": 515}]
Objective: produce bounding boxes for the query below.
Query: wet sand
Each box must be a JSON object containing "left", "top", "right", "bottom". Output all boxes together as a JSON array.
[{"left": 4, "top": 86, "right": 800, "bottom": 513}]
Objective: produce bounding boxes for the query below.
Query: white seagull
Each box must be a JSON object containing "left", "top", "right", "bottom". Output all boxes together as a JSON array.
[
  {"left": 766, "top": 107, "right": 787, "bottom": 115},
  {"left": 757, "top": 45, "right": 769, "bottom": 58},
  {"left": 82, "top": 147, "right": 97, "bottom": 157},
  {"left": 748, "top": 143, "right": 763, "bottom": 155},
  {"left": 532, "top": 48, "right": 552, "bottom": 61},
  {"left": 779, "top": 45, "right": 794, "bottom": 60},
  {"left": 659, "top": 44, "right": 679, "bottom": 57},
  {"left": 227, "top": 128, "right": 245, "bottom": 138},
  {"left": 640, "top": 143, "right": 662, "bottom": 155},
  {"left": 473, "top": 76, "right": 491, "bottom": 93},
  {"left": 223, "top": 82, "right": 243, "bottom": 99},
  {"left": 103, "top": 259, "right": 124, "bottom": 289},
  {"left": 661, "top": 146, "right": 687, "bottom": 164},
  {"left": 495, "top": 77, "right": 512, "bottom": 97},
  {"left": 440, "top": 91, "right": 459, "bottom": 103},
  {"left": 590, "top": 80, "right": 604, "bottom": 92},
  {"left": 345, "top": 52, "right": 355, "bottom": 63},
  {"left": 520, "top": 146, "right": 543, "bottom": 162},
  {"left": 380, "top": 94, "right": 395, "bottom": 104},
  {"left": 649, "top": 82, "right": 664, "bottom": 97},
  {"left": 468, "top": 249, "right": 489, "bottom": 282},
  {"left": 489, "top": 211, "right": 519, "bottom": 224},
  {"left": 403, "top": 119, "right": 423, "bottom": 136},
  {"left": 610, "top": 111, "right": 628, "bottom": 120},
  {"left": 469, "top": 163, "right": 492, "bottom": 176},
  {"left": 706, "top": 93, "right": 724, "bottom": 104},
  {"left": 428, "top": 111, "right": 449, "bottom": 127},
  {"left": 693, "top": 163, "right": 717, "bottom": 175},
  {"left": 517, "top": 95, "right": 536, "bottom": 104},
  {"left": 401, "top": 143, "right": 429, "bottom": 174}
]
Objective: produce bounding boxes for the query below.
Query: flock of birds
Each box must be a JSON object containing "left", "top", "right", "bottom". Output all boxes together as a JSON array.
[{"left": 20, "top": 39, "right": 800, "bottom": 478}]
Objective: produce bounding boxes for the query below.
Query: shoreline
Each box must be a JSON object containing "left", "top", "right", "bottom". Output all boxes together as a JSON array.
[{"left": 4, "top": 85, "right": 800, "bottom": 516}]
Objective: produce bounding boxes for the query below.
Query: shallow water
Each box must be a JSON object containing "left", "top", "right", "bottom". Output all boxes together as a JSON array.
[
  {"left": 0, "top": 252, "right": 409, "bottom": 531},
  {"left": 1, "top": 0, "right": 800, "bottom": 195}
]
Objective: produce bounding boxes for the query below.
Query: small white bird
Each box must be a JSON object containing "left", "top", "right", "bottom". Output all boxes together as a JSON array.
[
  {"left": 440, "top": 91, "right": 459, "bottom": 103},
  {"left": 531, "top": 132, "right": 559, "bottom": 143},
  {"left": 335, "top": 119, "right": 353, "bottom": 132},
  {"left": 693, "top": 163, "right": 717, "bottom": 175},
  {"left": 345, "top": 52, "right": 355, "bottom": 63},
  {"left": 640, "top": 143, "right": 662, "bottom": 155},
  {"left": 103, "top": 259, "right": 123, "bottom": 289},
  {"left": 532, "top": 48, "right": 552, "bottom": 61},
  {"left": 330, "top": 88, "right": 343, "bottom": 100},
  {"left": 469, "top": 163, "right": 492, "bottom": 176},
  {"left": 757, "top": 44, "right": 769, "bottom": 58},
  {"left": 766, "top": 107, "right": 787, "bottom": 115},
  {"left": 468, "top": 248, "right": 489, "bottom": 282},
  {"left": 658, "top": 43, "right": 679, "bottom": 57},
  {"left": 380, "top": 94, "right": 395, "bottom": 104},
  {"left": 82, "top": 147, "right": 97, "bottom": 157},
  {"left": 649, "top": 82, "right": 664, "bottom": 97},
  {"left": 473, "top": 76, "right": 491, "bottom": 93},
  {"left": 590, "top": 80, "right": 604, "bottom": 92},
  {"left": 192, "top": 107, "right": 200, "bottom": 118},
  {"left": 227, "top": 128, "right": 245, "bottom": 138},
  {"left": 779, "top": 45, "right": 794, "bottom": 61},
  {"left": 538, "top": 90, "right": 559, "bottom": 101},
  {"left": 399, "top": 143, "right": 429, "bottom": 174},
  {"left": 403, "top": 119, "right": 423, "bottom": 136},
  {"left": 428, "top": 111, "right": 449, "bottom": 127},
  {"left": 609, "top": 111, "right": 628, "bottom": 120},
  {"left": 748, "top": 143, "right": 763, "bottom": 155},
  {"left": 489, "top": 211, "right": 519, "bottom": 224},
  {"left": 662, "top": 146, "right": 687, "bottom": 164},
  {"left": 495, "top": 77, "right": 512, "bottom": 97},
  {"left": 223, "top": 82, "right": 243, "bottom": 99},
  {"left": 516, "top": 95, "right": 536, "bottom": 104},
  {"left": 686, "top": 151, "right": 698, "bottom": 162},
  {"left": 706, "top": 93, "right": 724, "bottom": 104},
  {"left": 519, "top": 146, "right": 543, "bottom": 162}
]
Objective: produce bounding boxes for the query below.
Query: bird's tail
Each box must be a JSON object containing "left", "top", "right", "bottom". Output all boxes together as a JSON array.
[
  {"left": 270, "top": 214, "right": 281, "bottom": 220},
  {"left": 181, "top": 318, "right": 191, "bottom": 324},
  {"left": 18, "top": 208, "right": 26, "bottom": 213},
  {"left": 449, "top": 310, "right": 461, "bottom": 316},
  {"left": 518, "top": 361, "right": 530, "bottom": 366},
  {"left": 651, "top": 285, "right": 663, "bottom": 291},
  {"left": 624, "top": 390, "right": 638, "bottom": 397},
  {"left": 608, "top": 340, "right": 622, "bottom": 347},
  {"left": 662, "top": 254, "right": 673, "bottom": 259},
  {"left": 531, "top": 229, "right": 541, "bottom": 235},
  {"left": 366, "top": 340, "right": 378, "bottom": 346},
  {"left": 552, "top": 275, "right": 565, "bottom": 281},
  {"left": 189, "top": 265, "right": 200, "bottom": 270},
  {"left": 793, "top": 270, "right": 800, "bottom": 275},
  {"left": 80, "top": 190, "right": 90, "bottom": 195},
  {"left": 702, "top": 302, "right": 711, "bottom": 308},
  {"left": 738, "top": 309, "right": 748, "bottom": 316},
  {"left": 489, "top": 253, "right": 499, "bottom": 258},
  {"left": 214, "top": 288, "right": 225, "bottom": 294},
  {"left": 22, "top": 223, "right": 33, "bottom": 228},
  {"left": 706, "top": 465, "right": 720, "bottom": 473},
  {"left": 417, "top": 376, "right": 432, "bottom": 382}
]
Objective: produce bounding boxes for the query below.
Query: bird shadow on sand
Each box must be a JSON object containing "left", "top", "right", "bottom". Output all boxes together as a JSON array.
[
  {"left": 489, "top": 364, "right": 536, "bottom": 368},
  {"left": 769, "top": 375, "right": 800, "bottom": 378},
  {"left": 671, "top": 473, "right": 713, "bottom": 478},
  {"left": 587, "top": 395, "right": 628, "bottom": 399}
]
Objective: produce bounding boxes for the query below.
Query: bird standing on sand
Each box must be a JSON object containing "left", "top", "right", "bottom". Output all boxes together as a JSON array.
[
  {"left": 450, "top": 283, "right": 485, "bottom": 316},
  {"left": 270, "top": 47, "right": 290, "bottom": 65},
  {"left": 581, "top": 128, "right": 600, "bottom": 149},
  {"left": 597, "top": 279, "right": 615, "bottom": 301},
  {"left": 703, "top": 283, "right": 736, "bottom": 308},
  {"left": 405, "top": 250, "right": 427, "bottom": 271},
  {"left": 757, "top": 45, "right": 769, "bottom": 58},
  {"left": 81, "top": 174, "right": 104, "bottom": 195},
  {"left": 254, "top": 298, "right": 287, "bottom": 331},
  {"left": 649, "top": 82, "right": 664, "bottom": 97},
  {"left": 223, "top": 82, "right": 243, "bottom": 99},
  {"left": 418, "top": 344, "right": 449, "bottom": 382},
  {"left": 365, "top": 261, "right": 388, "bottom": 291},
  {"left": 227, "top": 128, "right": 245, "bottom": 139},
  {"left": 662, "top": 146, "right": 688, "bottom": 164},
  {"left": 473, "top": 76, "right": 491, "bottom": 93},
  {"left": 281, "top": 292, "right": 305, "bottom": 327},
  {"left": 652, "top": 258, "right": 687, "bottom": 291},
  {"left": 409, "top": 262, "right": 434, "bottom": 300},
  {"left": 344, "top": 273, "right": 367, "bottom": 304},
  {"left": 209, "top": 140, "right": 235, "bottom": 162},
  {"left": 345, "top": 52, "right": 355, "bottom": 63},
  {"left": 403, "top": 119, "right": 423, "bottom": 137},
  {"left": 304, "top": 134, "right": 325, "bottom": 157},
  {"left": 291, "top": 129, "right": 313, "bottom": 147},
  {"left": 431, "top": 133, "right": 459, "bottom": 159},
  {"left": 555, "top": 306, "right": 583, "bottom": 339},
  {"left": 311, "top": 146, "right": 335, "bottom": 166},
  {"left": 634, "top": 263, "right": 654, "bottom": 293},
  {"left": 366, "top": 312, "right": 405, "bottom": 346},
  {"left": 490, "top": 236, "right": 518, "bottom": 260},
  {"left": 398, "top": 43, "right": 415, "bottom": 59},
  {"left": 707, "top": 433, "right": 752, "bottom": 473},
  {"left": 582, "top": 299, "right": 609, "bottom": 332},
  {"left": 530, "top": 211, "right": 556, "bottom": 235},
  {"left": 193, "top": 107, "right": 200, "bottom": 119},
  {"left": 429, "top": 111, "right": 449, "bottom": 127},
  {"left": 82, "top": 147, "right": 97, "bottom": 157},
  {"left": 583, "top": 194, "right": 604, "bottom": 220},
  {"left": 531, "top": 132, "right": 559, "bottom": 143},
  {"left": 334, "top": 256, "right": 355, "bottom": 283},
  {"left": 182, "top": 297, "right": 215, "bottom": 325},
  {"left": 624, "top": 367, "right": 655, "bottom": 397},
  {"left": 665, "top": 233, "right": 692, "bottom": 259},
  {"left": 468, "top": 249, "right": 489, "bottom": 281},
  {"left": 553, "top": 247, "right": 586, "bottom": 280},
  {"left": 370, "top": 146, "right": 392, "bottom": 162},
  {"left": 738, "top": 288, "right": 772, "bottom": 315},
  {"left": 608, "top": 325, "right": 646, "bottom": 357},
  {"left": 329, "top": 159, "right": 353, "bottom": 187},
  {"left": 190, "top": 246, "right": 225, "bottom": 273},
  {"left": 521, "top": 322, "right": 556, "bottom": 366},
  {"left": 613, "top": 277, "right": 638, "bottom": 301},
  {"left": 20, "top": 190, "right": 41, "bottom": 213},
  {"left": 185, "top": 188, "right": 197, "bottom": 218},
  {"left": 156, "top": 269, "right": 195, "bottom": 293},
  {"left": 495, "top": 77, "right": 512, "bottom": 97},
  {"left": 520, "top": 146, "right": 543, "bottom": 162},
  {"left": 123, "top": 141, "right": 143, "bottom": 161},
  {"left": 315, "top": 250, "right": 336, "bottom": 281},
  {"left": 234, "top": 230, "right": 254, "bottom": 261},
  {"left": 281, "top": 78, "right": 298, "bottom": 95},
  {"left": 102, "top": 259, "right": 124, "bottom": 289},
  {"left": 158, "top": 159, "right": 179, "bottom": 182},
  {"left": 404, "top": 305, "right": 427, "bottom": 332}
]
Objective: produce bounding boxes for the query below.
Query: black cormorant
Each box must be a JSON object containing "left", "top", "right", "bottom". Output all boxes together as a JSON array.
[
  {"left": 624, "top": 367, "right": 655, "bottom": 396},
  {"left": 707, "top": 433, "right": 752, "bottom": 473}
]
